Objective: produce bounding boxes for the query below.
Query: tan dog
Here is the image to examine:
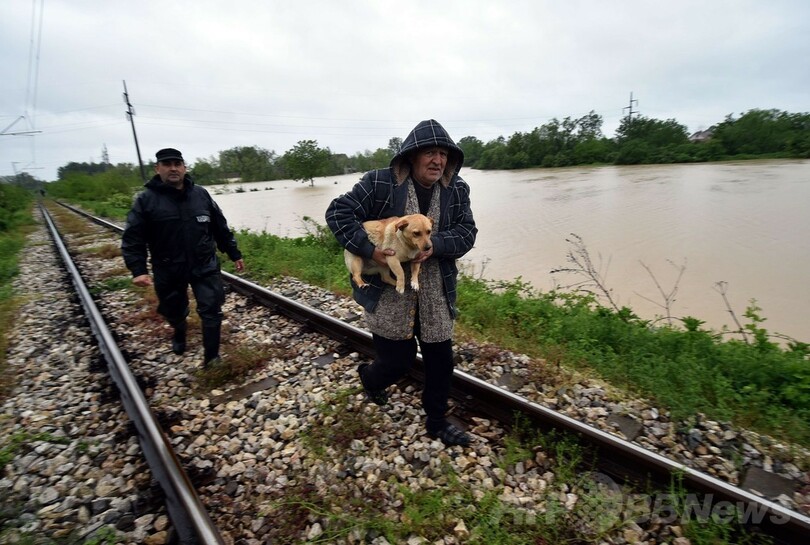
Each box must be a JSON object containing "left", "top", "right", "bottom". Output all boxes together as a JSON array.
[{"left": 345, "top": 214, "right": 434, "bottom": 294}]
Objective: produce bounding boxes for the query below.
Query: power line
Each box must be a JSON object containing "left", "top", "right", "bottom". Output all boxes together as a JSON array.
[
  {"left": 26, "top": 0, "right": 45, "bottom": 132},
  {"left": 3, "top": 0, "right": 45, "bottom": 175},
  {"left": 136, "top": 102, "right": 621, "bottom": 127}
]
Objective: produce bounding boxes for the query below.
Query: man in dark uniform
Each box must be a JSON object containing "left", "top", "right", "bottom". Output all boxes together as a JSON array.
[{"left": 121, "top": 148, "right": 244, "bottom": 367}]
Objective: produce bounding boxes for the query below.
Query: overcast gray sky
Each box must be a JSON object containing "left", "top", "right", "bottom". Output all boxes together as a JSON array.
[{"left": 2, "top": 0, "right": 808, "bottom": 181}]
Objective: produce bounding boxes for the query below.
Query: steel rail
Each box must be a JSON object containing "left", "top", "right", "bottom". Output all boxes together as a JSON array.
[
  {"left": 56, "top": 201, "right": 810, "bottom": 544},
  {"left": 41, "top": 204, "right": 226, "bottom": 545}
]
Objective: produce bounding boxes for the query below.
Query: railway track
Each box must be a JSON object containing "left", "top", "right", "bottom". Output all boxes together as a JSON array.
[
  {"left": 23, "top": 201, "right": 810, "bottom": 543},
  {"left": 41, "top": 203, "right": 225, "bottom": 545}
]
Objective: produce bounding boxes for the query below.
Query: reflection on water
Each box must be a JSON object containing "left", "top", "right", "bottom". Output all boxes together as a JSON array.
[{"left": 211, "top": 160, "right": 810, "bottom": 342}]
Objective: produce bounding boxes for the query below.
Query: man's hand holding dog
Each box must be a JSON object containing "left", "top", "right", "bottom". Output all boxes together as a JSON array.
[
  {"left": 371, "top": 248, "right": 433, "bottom": 267},
  {"left": 412, "top": 247, "right": 433, "bottom": 263},
  {"left": 372, "top": 248, "right": 396, "bottom": 267},
  {"left": 373, "top": 246, "right": 432, "bottom": 267}
]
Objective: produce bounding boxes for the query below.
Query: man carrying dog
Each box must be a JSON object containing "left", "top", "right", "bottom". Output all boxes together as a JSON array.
[
  {"left": 122, "top": 148, "right": 244, "bottom": 368},
  {"left": 326, "top": 119, "right": 477, "bottom": 446}
]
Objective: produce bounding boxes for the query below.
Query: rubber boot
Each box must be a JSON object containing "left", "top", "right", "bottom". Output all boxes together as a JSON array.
[
  {"left": 171, "top": 320, "right": 187, "bottom": 355},
  {"left": 202, "top": 324, "right": 221, "bottom": 367}
]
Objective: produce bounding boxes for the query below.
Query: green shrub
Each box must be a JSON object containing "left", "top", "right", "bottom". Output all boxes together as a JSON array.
[
  {"left": 0, "top": 185, "right": 33, "bottom": 233},
  {"left": 232, "top": 217, "right": 347, "bottom": 291}
]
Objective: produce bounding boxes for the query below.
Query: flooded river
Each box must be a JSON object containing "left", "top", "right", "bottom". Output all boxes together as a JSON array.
[{"left": 210, "top": 159, "right": 810, "bottom": 342}]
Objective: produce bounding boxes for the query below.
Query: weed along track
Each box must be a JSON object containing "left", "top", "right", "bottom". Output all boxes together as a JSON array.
[{"left": 9, "top": 200, "right": 807, "bottom": 543}]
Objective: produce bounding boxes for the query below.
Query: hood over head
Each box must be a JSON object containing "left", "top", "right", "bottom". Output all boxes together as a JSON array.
[{"left": 390, "top": 119, "right": 464, "bottom": 187}]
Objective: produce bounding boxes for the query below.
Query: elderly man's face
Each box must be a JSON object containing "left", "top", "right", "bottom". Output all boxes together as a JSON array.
[{"left": 411, "top": 147, "right": 448, "bottom": 188}]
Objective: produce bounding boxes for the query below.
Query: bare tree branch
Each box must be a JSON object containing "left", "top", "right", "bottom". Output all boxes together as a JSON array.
[
  {"left": 550, "top": 233, "right": 621, "bottom": 312},
  {"left": 712, "top": 280, "right": 749, "bottom": 344},
  {"left": 634, "top": 258, "right": 686, "bottom": 326}
]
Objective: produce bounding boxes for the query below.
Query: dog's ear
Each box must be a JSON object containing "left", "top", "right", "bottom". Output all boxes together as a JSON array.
[{"left": 395, "top": 219, "right": 410, "bottom": 231}]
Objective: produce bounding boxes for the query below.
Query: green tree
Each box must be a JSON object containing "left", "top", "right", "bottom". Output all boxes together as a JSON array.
[
  {"left": 387, "top": 137, "right": 403, "bottom": 156},
  {"left": 576, "top": 111, "right": 604, "bottom": 140},
  {"left": 615, "top": 116, "right": 689, "bottom": 165},
  {"left": 57, "top": 161, "right": 109, "bottom": 180},
  {"left": 693, "top": 140, "right": 725, "bottom": 162},
  {"left": 283, "top": 140, "right": 331, "bottom": 186},
  {"left": 347, "top": 150, "right": 375, "bottom": 173},
  {"left": 457, "top": 111, "right": 607, "bottom": 170},
  {"left": 458, "top": 136, "right": 484, "bottom": 167},
  {"left": 711, "top": 109, "right": 810, "bottom": 157},
  {"left": 329, "top": 153, "right": 352, "bottom": 175},
  {"left": 189, "top": 156, "right": 222, "bottom": 185},
  {"left": 615, "top": 116, "right": 688, "bottom": 147},
  {"left": 615, "top": 139, "right": 651, "bottom": 165},
  {"left": 370, "top": 147, "right": 391, "bottom": 168},
  {"left": 477, "top": 137, "right": 508, "bottom": 169},
  {"left": 505, "top": 132, "right": 531, "bottom": 168},
  {"left": 218, "top": 146, "right": 277, "bottom": 183},
  {"left": 573, "top": 138, "right": 614, "bottom": 164}
]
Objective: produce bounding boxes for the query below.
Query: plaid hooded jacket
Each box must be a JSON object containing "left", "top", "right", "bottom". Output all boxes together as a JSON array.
[{"left": 325, "top": 119, "right": 477, "bottom": 317}]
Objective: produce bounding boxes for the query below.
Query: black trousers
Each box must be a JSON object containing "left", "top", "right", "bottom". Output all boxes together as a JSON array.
[
  {"left": 153, "top": 269, "right": 225, "bottom": 327},
  {"left": 365, "top": 323, "right": 455, "bottom": 431}
]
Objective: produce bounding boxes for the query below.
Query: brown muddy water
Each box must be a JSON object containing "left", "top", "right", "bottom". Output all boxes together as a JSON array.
[{"left": 211, "top": 159, "right": 810, "bottom": 343}]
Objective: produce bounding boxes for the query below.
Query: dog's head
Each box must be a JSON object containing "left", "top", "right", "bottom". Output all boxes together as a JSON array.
[{"left": 395, "top": 214, "right": 434, "bottom": 252}]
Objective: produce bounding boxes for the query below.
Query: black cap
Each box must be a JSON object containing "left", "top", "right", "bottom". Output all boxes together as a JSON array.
[{"left": 156, "top": 148, "right": 184, "bottom": 162}]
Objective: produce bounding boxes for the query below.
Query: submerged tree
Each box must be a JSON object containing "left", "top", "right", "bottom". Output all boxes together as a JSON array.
[
  {"left": 283, "top": 140, "right": 332, "bottom": 186},
  {"left": 218, "top": 146, "right": 278, "bottom": 182}
]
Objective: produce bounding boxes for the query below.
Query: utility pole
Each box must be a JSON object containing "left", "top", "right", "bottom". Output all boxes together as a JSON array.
[
  {"left": 123, "top": 80, "right": 147, "bottom": 182},
  {"left": 623, "top": 92, "right": 639, "bottom": 124}
]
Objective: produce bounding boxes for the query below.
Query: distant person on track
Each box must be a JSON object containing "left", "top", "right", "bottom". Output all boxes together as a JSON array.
[
  {"left": 121, "top": 148, "right": 244, "bottom": 369},
  {"left": 326, "top": 119, "right": 478, "bottom": 447}
]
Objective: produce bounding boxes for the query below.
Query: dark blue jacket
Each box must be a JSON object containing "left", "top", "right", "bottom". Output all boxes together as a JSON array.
[
  {"left": 121, "top": 174, "right": 242, "bottom": 279},
  {"left": 325, "top": 119, "right": 477, "bottom": 316}
]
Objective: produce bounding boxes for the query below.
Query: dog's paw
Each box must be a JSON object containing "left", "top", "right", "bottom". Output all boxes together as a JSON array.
[
  {"left": 410, "top": 281, "right": 420, "bottom": 292},
  {"left": 396, "top": 284, "right": 406, "bottom": 294}
]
